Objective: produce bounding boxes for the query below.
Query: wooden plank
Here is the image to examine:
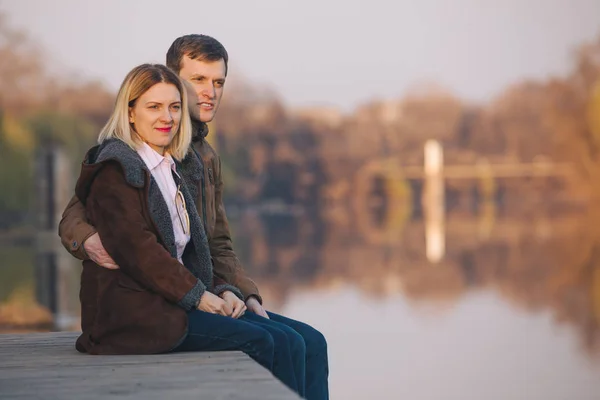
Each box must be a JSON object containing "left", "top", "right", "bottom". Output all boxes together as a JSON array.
[{"left": 0, "top": 332, "right": 300, "bottom": 400}]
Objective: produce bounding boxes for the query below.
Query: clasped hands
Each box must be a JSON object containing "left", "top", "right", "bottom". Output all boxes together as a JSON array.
[
  {"left": 197, "top": 290, "right": 246, "bottom": 318},
  {"left": 197, "top": 292, "right": 269, "bottom": 319},
  {"left": 83, "top": 233, "right": 268, "bottom": 319}
]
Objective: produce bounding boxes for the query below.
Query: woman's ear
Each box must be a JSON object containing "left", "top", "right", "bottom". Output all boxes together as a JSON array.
[{"left": 129, "top": 107, "right": 134, "bottom": 123}]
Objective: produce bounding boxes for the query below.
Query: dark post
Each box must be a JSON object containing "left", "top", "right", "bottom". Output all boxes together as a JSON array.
[{"left": 34, "top": 139, "right": 78, "bottom": 330}]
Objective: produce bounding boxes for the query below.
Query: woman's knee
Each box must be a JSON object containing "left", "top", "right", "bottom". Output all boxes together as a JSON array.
[
  {"left": 247, "top": 326, "right": 275, "bottom": 354},
  {"left": 242, "top": 327, "right": 275, "bottom": 371}
]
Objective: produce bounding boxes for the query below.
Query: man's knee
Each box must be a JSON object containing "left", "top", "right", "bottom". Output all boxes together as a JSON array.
[
  {"left": 287, "top": 329, "right": 307, "bottom": 357},
  {"left": 266, "top": 326, "right": 306, "bottom": 359},
  {"left": 265, "top": 312, "right": 326, "bottom": 355},
  {"left": 305, "top": 327, "right": 327, "bottom": 356}
]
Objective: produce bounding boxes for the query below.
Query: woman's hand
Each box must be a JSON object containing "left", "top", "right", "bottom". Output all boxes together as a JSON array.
[
  {"left": 220, "top": 291, "right": 247, "bottom": 319},
  {"left": 197, "top": 291, "right": 232, "bottom": 316}
]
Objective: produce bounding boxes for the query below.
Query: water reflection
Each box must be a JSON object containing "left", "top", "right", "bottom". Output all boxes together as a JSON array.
[
  {"left": 2, "top": 203, "right": 600, "bottom": 398},
  {"left": 283, "top": 288, "right": 600, "bottom": 400},
  {"left": 0, "top": 245, "right": 53, "bottom": 331},
  {"left": 231, "top": 208, "right": 600, "bottom": 359},
  {"left": 229, "top": 208, "right": 600, "bottom": 398}
]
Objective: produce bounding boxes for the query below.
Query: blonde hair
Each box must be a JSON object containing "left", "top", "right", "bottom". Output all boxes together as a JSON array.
[{"left": 98, "top": 63, "right": 192, "bottom": 160}]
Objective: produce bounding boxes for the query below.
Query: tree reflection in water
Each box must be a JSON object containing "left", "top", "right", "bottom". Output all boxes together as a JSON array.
[{"left": 231, "top": 205, "right": 600, "bottom": 359}]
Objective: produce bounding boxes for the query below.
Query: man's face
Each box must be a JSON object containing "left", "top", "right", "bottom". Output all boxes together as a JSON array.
[
  {"left": 178, "top": 55, "right": 226, "bottom": 123},
  {"left": 182, "top": 80, "right": 201, "bottom": 122}
]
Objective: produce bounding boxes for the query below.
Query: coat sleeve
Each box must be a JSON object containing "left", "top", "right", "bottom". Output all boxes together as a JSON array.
[
  {"left": 87, "top": 163, "right": 205, "bottom": 310},
  {"left": 209, "top": 154, "right": 263, "bottom": 304},
  {"left": 211, "top": 274, "right": 244, "bottom": 301},
  {"left": 58, "top": 194, "right": 97, "bottom": 261}
]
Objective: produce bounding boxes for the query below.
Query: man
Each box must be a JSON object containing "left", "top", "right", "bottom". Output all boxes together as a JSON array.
[{"left": 59, "top": 34, "right": 328, "bottom": 399}]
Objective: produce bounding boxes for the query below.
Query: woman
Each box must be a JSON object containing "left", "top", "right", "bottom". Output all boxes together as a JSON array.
[{"left": 74, "top": 63, "right": 306, "bottom": 397}]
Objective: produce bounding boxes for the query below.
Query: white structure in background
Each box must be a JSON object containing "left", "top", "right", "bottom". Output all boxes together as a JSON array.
[{"left": 423, "top": 140, "right": 445, "bottom": 263}]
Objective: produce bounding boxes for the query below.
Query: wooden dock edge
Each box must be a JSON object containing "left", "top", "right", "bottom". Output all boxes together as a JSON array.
[{"left": 0, "top": 332, "right": 300, "bottom": 399}]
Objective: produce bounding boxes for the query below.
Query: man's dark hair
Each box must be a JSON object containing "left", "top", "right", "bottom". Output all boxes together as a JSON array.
[{"left": 166, "top": 34, "right": 229, "bottom": 75}]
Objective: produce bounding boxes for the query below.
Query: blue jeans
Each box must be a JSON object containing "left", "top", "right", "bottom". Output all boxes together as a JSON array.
[{"left": 172, "top": 310, "right": 328, "bottom": 400}]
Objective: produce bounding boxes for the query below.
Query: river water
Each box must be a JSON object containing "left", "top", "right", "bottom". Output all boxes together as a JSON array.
[{"left": 2, "top": 208, "right": 600, "bottom": 399}]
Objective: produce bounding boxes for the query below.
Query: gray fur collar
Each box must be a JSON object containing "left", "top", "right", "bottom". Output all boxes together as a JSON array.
[
  {"left": 92, "top": 139, "right": 147, "bottom": 187},
  {"left": 91, "top": 139, "right": 204, "bottom": 195}
]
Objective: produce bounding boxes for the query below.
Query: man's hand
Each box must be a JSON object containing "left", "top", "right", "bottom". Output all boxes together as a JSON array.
[
  {"left": 246, "top": 296, "right": 269, "bottom": 319},
  {"left": 83, "top": 233, "right": 119, "bottom": 269},
  {"left": 221, "top": 291, "right": 247, "bottom": 319},
  {"left": 198, "top": 291, "right": 233, "bottom": 316}
]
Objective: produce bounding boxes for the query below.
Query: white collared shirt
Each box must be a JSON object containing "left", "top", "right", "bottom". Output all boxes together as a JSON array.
[{"left": 137, "top": 142, "right": 190, "bottom": 263}]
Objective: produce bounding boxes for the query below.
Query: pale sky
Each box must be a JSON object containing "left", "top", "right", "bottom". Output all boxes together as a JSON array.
[{"left": 3, "top": 0, "right": 600, "bottom": 111}]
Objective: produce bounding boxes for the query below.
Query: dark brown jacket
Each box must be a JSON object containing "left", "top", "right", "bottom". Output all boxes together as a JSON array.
[
  {"left": 73, "top": 138, "right": 242, "bottom": 355},
  {"left": 59, "top": 122, "right": 261, "bottom": 302}
]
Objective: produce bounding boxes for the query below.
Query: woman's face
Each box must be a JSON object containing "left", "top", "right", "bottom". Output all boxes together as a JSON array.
[{"left": 129, "top": 82, "right": 182, "bottom": 154}]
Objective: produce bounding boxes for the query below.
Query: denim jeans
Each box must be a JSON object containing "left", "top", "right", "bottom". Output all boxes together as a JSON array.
[
  {"left": 262, "top": 311, "right": 329, "bottom": 400},
  {"left": 172, "top": 310, "right": 328, "bottom": 400}
]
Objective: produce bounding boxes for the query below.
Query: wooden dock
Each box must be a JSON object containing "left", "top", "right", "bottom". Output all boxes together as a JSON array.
[{"left": 0, "top": 332, "right": 300, "bottom": 399}]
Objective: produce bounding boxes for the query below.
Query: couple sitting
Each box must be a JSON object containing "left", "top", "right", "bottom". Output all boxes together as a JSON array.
[{"left": 58, "top": 34, "right": 328, "bottom": 400}]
